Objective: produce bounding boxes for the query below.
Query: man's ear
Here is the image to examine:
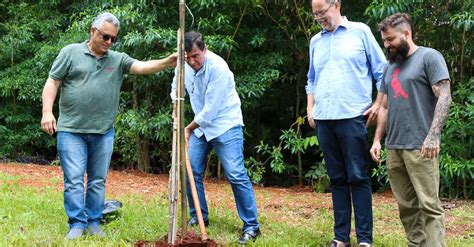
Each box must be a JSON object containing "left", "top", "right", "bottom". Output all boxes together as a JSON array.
[{"left": 403, "top": 28, "right": 411, "bottom": 40}]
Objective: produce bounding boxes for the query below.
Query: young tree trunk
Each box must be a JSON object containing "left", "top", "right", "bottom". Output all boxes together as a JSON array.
[
  {"left": 132, "top": 79, "right": 150, "bottom": 172},
  {"left": 296, "top": 78, "right": 303, "bottom": 186},
  {"left": 463, "top": 177, "right": 467, "bottom": 200},
  {"left": 138, "top": 139, "right": 150, "bottom": 172},
  {"left": 460, "top": 28, "right": 466, "bottom": 84}
]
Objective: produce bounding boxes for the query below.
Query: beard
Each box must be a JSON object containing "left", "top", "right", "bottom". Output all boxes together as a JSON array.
[{"left": 387, "top": 39, "right": 410, "bottom": 64}]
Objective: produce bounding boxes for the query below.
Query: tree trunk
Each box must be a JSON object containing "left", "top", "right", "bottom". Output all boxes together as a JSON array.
[
  {"left": 296, "top": 78, "right": 303, "bottom": 186},
  {"left": 138, "top": 139, "right": 150, "bottom": 172},
  {"left": 132, "top": 79, "right": 150, "bottom": 172}
]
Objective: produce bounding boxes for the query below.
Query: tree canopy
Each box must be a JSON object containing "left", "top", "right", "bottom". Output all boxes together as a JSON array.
[{"left": 0, "top": 0, "right": 472, "bottom": 198}]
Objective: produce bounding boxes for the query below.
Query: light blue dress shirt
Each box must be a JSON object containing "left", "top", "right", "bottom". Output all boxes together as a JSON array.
[
  {"left": 306, "top": 17, "right": 387, "bottom": 120},
  {"left": 171, "top": 51, "right": 244, "bottom": 141}
]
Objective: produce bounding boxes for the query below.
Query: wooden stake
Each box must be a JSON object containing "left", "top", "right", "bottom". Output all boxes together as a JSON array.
[
  {"left": 167, "top": 101, "right": 179, "bottom": 243},
  {"left": 186, "top": 143, "right": 208, "bottom": 240},
  {"left": 177, "top": 0, "right": 188, "bottom": 238}
]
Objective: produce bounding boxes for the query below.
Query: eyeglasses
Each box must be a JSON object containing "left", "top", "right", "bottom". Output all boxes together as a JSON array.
[
  {"left": 95, "top": 28, "right": 118, "bottom": 43},
  {"left": 312, "top": 2, "right": 334, "bottom": 18}
]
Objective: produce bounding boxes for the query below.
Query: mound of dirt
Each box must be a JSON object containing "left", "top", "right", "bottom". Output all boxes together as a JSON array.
[{"left": 134, "top": 230, "right": 217, "bottom": 247}]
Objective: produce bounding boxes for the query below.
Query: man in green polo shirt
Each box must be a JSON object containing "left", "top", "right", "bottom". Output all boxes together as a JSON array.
[{"left": 40, "top": 12, "right": 176, "bottom": 240}]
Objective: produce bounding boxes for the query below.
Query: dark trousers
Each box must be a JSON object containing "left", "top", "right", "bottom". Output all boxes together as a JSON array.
[{"left": 316, "top": 116, "right": 372, "bottom": 244}]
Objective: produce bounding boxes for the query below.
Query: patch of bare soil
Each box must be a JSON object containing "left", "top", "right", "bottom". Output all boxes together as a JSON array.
[
  {"left": 1, "top": 162, "right": 473, "bottom": 240},
  {"left": 134, "top": 230, "right": 217, "bottom": 247}
]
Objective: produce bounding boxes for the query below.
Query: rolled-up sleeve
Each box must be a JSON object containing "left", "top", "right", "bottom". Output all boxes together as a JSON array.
[{"left": 306, "top": 39, "right": 317, "bottom": 94}]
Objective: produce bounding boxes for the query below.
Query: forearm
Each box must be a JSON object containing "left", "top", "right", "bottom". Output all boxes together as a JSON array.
[
  {"left": 131, "top": 58, "right": 172, "bottom": 74},
  {"left": 419, "top": 80, "right": 451, "bottom": 158},
  {"left": 42, "top": 78, "right": 60, "bottom": 113},
  {"left": 131, "top": 52, "right": 177, "bottom": 75},
  {"left": 186, "top": 120, "right": 199, "bottom": 131},
  {"left": 427, "top": 85, "right": 452, "bottom": 139},
  {"left": 306, "top": 93, "right": 314, "bottom": 113},
  {"left": 373, "top": 107, "right": 387, "bottom": 143},
  {"left": 373, "top": 94, "right": 388, "bottom": 142},
  {"left": 373, "top": 92, "right": 383, "bottom": 109}
]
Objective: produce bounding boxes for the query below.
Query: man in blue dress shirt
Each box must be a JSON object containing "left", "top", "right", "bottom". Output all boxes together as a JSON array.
[
  {"left": 171, "top": 31, "right": 260, "bottom": 245},
  {"left": 306, "top": 1, "right": 387, "bottom": 246}
]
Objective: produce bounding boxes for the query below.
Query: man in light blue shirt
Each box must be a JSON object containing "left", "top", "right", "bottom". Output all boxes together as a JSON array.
[
  {"left": 171, "top": 31, "right": 260, "bottom": 245},
  {"left": 306, "top": 1, "right": 386, "bottom": 246}
]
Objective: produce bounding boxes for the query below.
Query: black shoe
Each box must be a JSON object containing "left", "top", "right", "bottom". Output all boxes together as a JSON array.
[
  {"left": 328, "top": 240, "right": 350, "bottom": 247},
  {"left": 187, "top": 218, "right": 209, "bottom": 227},
  {"left": 237, "top": 229, "right": 261, "bottom": 245}
]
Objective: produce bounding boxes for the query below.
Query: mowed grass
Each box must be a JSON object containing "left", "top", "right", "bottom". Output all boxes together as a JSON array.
[{"left": 0, "top": 172, "right": 472, "bottom": 247}]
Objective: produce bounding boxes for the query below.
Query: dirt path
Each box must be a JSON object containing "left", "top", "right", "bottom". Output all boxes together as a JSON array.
[{"left": 1, "top": 162, "right": 473, "bottom": 238}]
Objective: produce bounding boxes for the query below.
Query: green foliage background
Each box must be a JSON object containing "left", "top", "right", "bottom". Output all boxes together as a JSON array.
[{"left": 0, "top": 0, "right": 472, "bottom": 198}]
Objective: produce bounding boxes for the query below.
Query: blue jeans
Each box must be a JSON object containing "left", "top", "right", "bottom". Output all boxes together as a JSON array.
[
  {"left": 187, "top": 126, "right": 260, "bottom": 232},
  {"left": 316, "top": 116, "right": 372, "bottom": 244},
  {"left": 57, "top": 128, "right": 114, "bottom": 230}
]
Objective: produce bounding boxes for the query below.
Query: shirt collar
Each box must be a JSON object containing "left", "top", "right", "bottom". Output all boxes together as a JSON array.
[
  {"left": 81, "top": 40, "right": 109, "bottom": 58},
  {"left": 321, "top": 16, "right": 350, "bottom": 34}
]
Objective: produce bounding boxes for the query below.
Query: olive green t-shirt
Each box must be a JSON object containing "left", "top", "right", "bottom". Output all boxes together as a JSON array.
[{"left": 49, "top": 41, "right": 136, "bottom": 134}]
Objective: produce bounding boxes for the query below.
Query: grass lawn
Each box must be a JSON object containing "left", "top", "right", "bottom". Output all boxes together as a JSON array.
[{"left": 0, "top": 165, "right": 473, "bottom": 246}]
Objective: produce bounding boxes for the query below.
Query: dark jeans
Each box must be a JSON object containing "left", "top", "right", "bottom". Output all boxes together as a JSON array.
[{"left": 316, "top": 116, "right": 372, "bottom": 244}]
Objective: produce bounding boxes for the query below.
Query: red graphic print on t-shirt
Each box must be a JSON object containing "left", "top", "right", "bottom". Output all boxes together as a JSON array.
[{"left": 390, "top": 68, "right": 408, "bottom": 100}]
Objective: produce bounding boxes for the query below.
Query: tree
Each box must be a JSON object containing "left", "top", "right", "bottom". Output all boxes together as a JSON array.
[{"left": 0, "top": 0, "right": 471, "bottom": 198}]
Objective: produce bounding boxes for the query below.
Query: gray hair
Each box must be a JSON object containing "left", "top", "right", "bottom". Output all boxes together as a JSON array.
[{"left": 91, "top": 12, "right": 120, "bottom": 31}]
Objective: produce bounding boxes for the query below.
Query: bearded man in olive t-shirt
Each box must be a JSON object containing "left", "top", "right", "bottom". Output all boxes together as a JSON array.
[{"left": 40, "top": 12, "right": 176, "bottom": 240}]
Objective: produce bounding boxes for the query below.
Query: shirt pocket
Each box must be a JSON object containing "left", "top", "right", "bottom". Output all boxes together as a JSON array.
[
  {"left": 67, "top": 60, "right": 96, "bottom": 82},
  {"left": 334, "top": 46, "right": 366, "bottom": 68}
]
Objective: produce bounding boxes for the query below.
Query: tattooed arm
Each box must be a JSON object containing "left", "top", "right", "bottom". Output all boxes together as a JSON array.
[{"left": 421, "top": 79, "right": 452, "bottom": 159}]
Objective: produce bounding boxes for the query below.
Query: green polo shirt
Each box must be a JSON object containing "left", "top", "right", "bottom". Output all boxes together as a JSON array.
[{"left": 49, "top": 41, "right": 136, "bottom": 134}]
